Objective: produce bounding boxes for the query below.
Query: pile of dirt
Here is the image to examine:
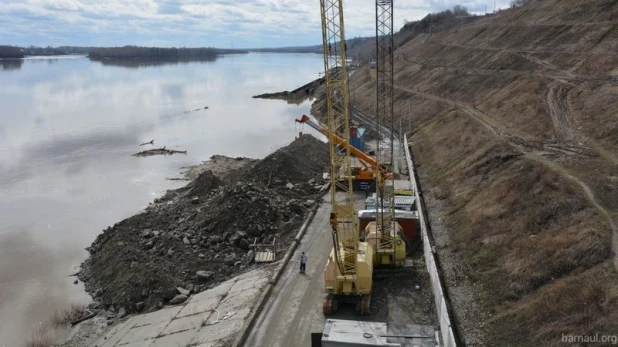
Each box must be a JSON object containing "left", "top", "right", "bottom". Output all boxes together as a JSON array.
[
  {"left": 252, "top": 76, "right": 325, "bottom": 104},
  {"left": 78, "top": 134, "right": 329, "bottom": 316},
  {"left": 132, "top": 147, "right": 187, "bottom": 157}
]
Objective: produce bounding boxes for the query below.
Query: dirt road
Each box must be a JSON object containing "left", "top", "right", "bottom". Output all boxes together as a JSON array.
[
  {"left": 244, "top": 194, "right": 335, "bottom": 347},
  {"left": 244, "top": 188, "right": 437, "bottom": 346}
]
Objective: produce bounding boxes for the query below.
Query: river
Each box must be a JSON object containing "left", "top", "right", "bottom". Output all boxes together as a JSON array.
[{"left": 0, "top": 52, "right": 323, "bottom": 346}]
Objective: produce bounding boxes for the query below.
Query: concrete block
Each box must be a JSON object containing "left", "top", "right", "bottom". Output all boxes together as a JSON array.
[
  {"left": 191, "top": 318, "right": 245, "bottom": 343},
  {"left": 135, "top": 306, "right": 182, "bottom": 327},
  {"left": 216, "top": 286, "right": 262, "bottom": 313},
  {"left": 150, "top": 329, "right": 200, "bottom": 347},
  {"left": 160, "top": 313, "right": 209, "bottom": 336},
  {"left": 235, "top": 269, "right": 266, "bottom": 281},
  {"left": 192, "top": 343, "right": 216, "bottom": 347},
  {"left": 115, "top": 340, "right": 153, "bottom": 347},
  {"left": 191, "top": 279, "right": 235, "bottom": 302},
  {"left": 117, "top": 321, "right": 167, "bottom": 345},
  {"left": 178, "top": 296, "right": 221, "bottom": 318},
  {"left": 206, "top": 307, "right": 251, "bottom": 325},
  {"left": 228, "top": 276, "right": 266, "bottom": 295},
  {"left": 91, "top": 315, "right": 143, "bottom": 347}
]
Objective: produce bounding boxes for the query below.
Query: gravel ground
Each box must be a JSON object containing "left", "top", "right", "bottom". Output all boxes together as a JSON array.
[{"left": 417, "top": 169, "right": 489, "bottom": 346}]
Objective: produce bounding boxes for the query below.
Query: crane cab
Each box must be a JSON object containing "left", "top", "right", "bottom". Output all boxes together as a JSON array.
[{"left": 363, "top": 221, "right": 406, "bottom": 266}]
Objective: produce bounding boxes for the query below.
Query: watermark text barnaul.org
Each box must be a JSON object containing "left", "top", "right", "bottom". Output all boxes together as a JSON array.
[{"left": 562, "top": 334, "right": 618, "bottom": 344}]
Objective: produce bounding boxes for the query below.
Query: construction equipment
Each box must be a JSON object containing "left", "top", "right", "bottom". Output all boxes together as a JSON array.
[
  {"left": 358, "top": 209, "right": 419, "bottom": 256},
  {"left": 249, "top": 237, "right": 277, "bottom": 263},
  {"left": 319, "top": 0, "right": 373, "bottom": 316},
  {"left": 296, "top": 114, "right": 391, "bottom": 191},
  {"left": 371, "top": 0, "right": 406, "bottom": 266}
]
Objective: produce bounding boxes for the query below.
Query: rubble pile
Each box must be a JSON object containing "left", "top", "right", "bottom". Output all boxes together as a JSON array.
[{"left": 79, "top": 135, "right": 329, "bottom": 316}]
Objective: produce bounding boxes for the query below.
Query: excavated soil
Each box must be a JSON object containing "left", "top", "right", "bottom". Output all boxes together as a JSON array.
[
  {"left": 79, "top": 135, "right": 329, "bottom": 315},
  {"left": 253, "top": 76, "right": 325, "bottom": 104}
]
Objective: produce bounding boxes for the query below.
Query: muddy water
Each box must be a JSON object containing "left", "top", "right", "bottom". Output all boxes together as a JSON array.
[{"left": 0, "top": 53, "right": 323, "bottom": 346}]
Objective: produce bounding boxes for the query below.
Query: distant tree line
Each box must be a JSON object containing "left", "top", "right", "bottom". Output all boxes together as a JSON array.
[
  {"left": 401, "top": 5, "right": 471, "bottom": 35},
  {"left": 511, "top": 0, "right": 545, "bottom": 6},
  {"left": 397, "top": 5, "right": 475, "bottom": 46},
  {"left": 250, "top": 45, "right": 322, "bottom": 54},
  {"left": 1, "top": 45, "right": 96, "bottom": 58},
  {"left": 0, "top": 46, "right": 24, "bottom": 58},
  {"left": 88, "top": 46, "right": 248, "bottom": 61},
  {"left": 22, "top": 46, "right": 66, "bottom": 56},
  {"left": 21, "top": 46, "right": 95, "bottom": 55}
]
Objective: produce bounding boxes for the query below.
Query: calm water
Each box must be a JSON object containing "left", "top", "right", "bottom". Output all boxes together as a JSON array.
[{"left": 0, "top": 53, "right": 323, "bottom": 345}]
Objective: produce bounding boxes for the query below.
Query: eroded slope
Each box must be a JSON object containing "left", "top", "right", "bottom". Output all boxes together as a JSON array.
[{"left": 348, "top": 0, "right": 618, "bottom": 344}]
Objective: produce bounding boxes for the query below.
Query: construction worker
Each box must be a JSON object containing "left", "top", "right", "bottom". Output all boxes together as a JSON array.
[
  {"left": 300, "top": 252, "right": 308, "bottom": 274},
  {"left": 329, "top": 212, "right": 338, "bottom": 232}
]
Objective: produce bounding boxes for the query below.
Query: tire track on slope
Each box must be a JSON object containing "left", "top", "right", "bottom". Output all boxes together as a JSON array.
[
  {"left": 407, "top": 43, "right": 613, "bottom": 85},
  {"left": 386, "top": 79, "right": 618, "bottom": 271},
  {"left": 547, "top": 81, "right": 583, "bottom": 142},
  {"left": 525, "top": 153, "right": 618, "bottom": 271},
  {"left": 396, "top": 51, "right": 584, "bottom": 86}
]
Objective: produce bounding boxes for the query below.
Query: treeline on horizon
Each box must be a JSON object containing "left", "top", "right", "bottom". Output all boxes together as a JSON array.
[
  {"left": 0, "top": 45, "right": 24, "bottom": 58},
  {"left": 0, "top": 45, "right": 249, "bottom": 59},
  {"left": 88, "top": 46, "right": 248, "bottom": 61},
  {"left": 0, "top": 45, "right": 99, "bottom": 58}
]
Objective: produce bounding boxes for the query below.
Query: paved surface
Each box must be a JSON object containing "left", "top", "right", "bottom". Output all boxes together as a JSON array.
[
  {"left": 245, "top": 193, "right": 373, "bottom": 347},
  {"left": 245, "top": 190, "right": 439, "bottom": 347},
  {"left": 244, "top": 196, "right": 335, "bottom": 347},
  {"left": 91, "top": 269, "right": 270, "bottom": 347}
]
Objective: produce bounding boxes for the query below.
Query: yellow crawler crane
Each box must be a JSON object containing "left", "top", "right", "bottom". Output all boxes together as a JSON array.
[
  {"left": 319, "top": 0, "right": 373, "bottom": 316},
  {"left": 369, "top": 0, "right": 406, "bottom": 266}
]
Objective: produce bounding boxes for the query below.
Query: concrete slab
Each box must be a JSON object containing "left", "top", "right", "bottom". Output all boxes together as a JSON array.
[
  {"left": 117, "top": 322, "right": 167, "bottom": 345},
  {"left": 92, "top": 316, "right": 143, "bottom": 347},
  {"left": 206, "top": 307, "right": 251, "bottom": 325},
  {"left": 160, "top": 313, "right": 209, "bottom": 336},
  {"left": 135, "top": 306, "right": 182, "bottom": 327},
  {"left": 90, "top": 261, "right": 271, "bottom": 347},
  {"left": 149, "top": 329, "right": 200, "bottom": 347},
  {"left": 177, "top": 296, "right": 221, "bottom": 318},
  {"left": 228, "top": 276, "right": 265, "bottom": 295},
  {"left": 116, "top": 340, "right": 153, "bottom": 347},
  {"left": 235, "top": 269, "right": 266, "bottom": 281},
  {"left": 191, "top": 279, "right": 235, "bottom": 301},
  {"left": 228, "top": 307, "right": 252, "bottom": 322},
  {"left": 216, "top": 288, "right": 261, "bottom": 314},
  {"left": 190, "top": 318, "right": 245, "bottom": 344}
]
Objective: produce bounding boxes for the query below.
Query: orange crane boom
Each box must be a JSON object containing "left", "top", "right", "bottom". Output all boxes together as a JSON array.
[
  {"left": 296, "top": 114, "right": 391, "bottom": 183},
  {"left": 296, "top": 114, "right": 375, "bottom": 168}
]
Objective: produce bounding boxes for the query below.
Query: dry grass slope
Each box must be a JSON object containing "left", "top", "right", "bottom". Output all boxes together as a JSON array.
[{"left": 345, "top": 0, "right": 618, "bottom": 345}]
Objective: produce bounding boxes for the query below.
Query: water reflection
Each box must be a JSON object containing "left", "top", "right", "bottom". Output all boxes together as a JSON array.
[
  {"left": 1, "top": 127, "right": 143, "bottom": 188},
  {"left": 0, "top": 53, "right": 324, "bottom": 343},
  {"left": 0, "top": 59, "right": 23, "bottom": 70},
  {"left": 0, "top": 230, "right": 90, "bottom": 347},
  {"left": 90, "top": 57, "right": 217, "bottom": 68}
]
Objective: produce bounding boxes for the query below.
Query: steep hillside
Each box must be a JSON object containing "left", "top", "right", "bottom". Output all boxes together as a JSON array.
[{"left": 347, "top": 0, "right": 618, "bottom": 345}]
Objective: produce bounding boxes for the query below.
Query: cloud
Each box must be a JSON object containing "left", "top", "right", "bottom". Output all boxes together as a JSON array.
[{"left": 0, "top": 0, "right": 514, "bottom": 47}]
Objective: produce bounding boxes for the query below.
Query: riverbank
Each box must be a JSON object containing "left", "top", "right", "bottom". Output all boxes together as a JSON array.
[
  {"left": 252, "top": 76, "right": 325, "bottom": 104},
  {"left": 65, "top": 135, "right": 328, "bottom": 344}
]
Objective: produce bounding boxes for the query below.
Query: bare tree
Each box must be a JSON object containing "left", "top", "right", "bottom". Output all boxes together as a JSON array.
[{"left": 452, "top": 5, "right": 469, "bottom": 17}]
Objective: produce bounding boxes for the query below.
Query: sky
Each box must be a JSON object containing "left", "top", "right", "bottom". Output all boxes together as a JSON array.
[{"left": 0, "top": 0, "right": 513, "bottom": 48}]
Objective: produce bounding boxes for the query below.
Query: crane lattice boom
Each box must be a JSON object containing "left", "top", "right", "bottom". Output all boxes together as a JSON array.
[
  {"left": 374, "top": 0, "right": 397, "bottom": 261},
  {"left": 319, "top": 0, "right": 358, "bottom": 280}
]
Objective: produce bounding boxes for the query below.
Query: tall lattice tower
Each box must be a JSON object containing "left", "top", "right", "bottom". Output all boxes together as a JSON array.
[
  {"left": 374, "top": 0, "right": 397, "bottom": 263},
  {"left": 319, "top": 0, "right": 358, "bottom": 284}
]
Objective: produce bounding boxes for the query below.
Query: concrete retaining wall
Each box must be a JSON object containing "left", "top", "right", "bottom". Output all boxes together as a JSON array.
[{"left": 403, "top": 134, "right": 458, "bottom": 347}]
